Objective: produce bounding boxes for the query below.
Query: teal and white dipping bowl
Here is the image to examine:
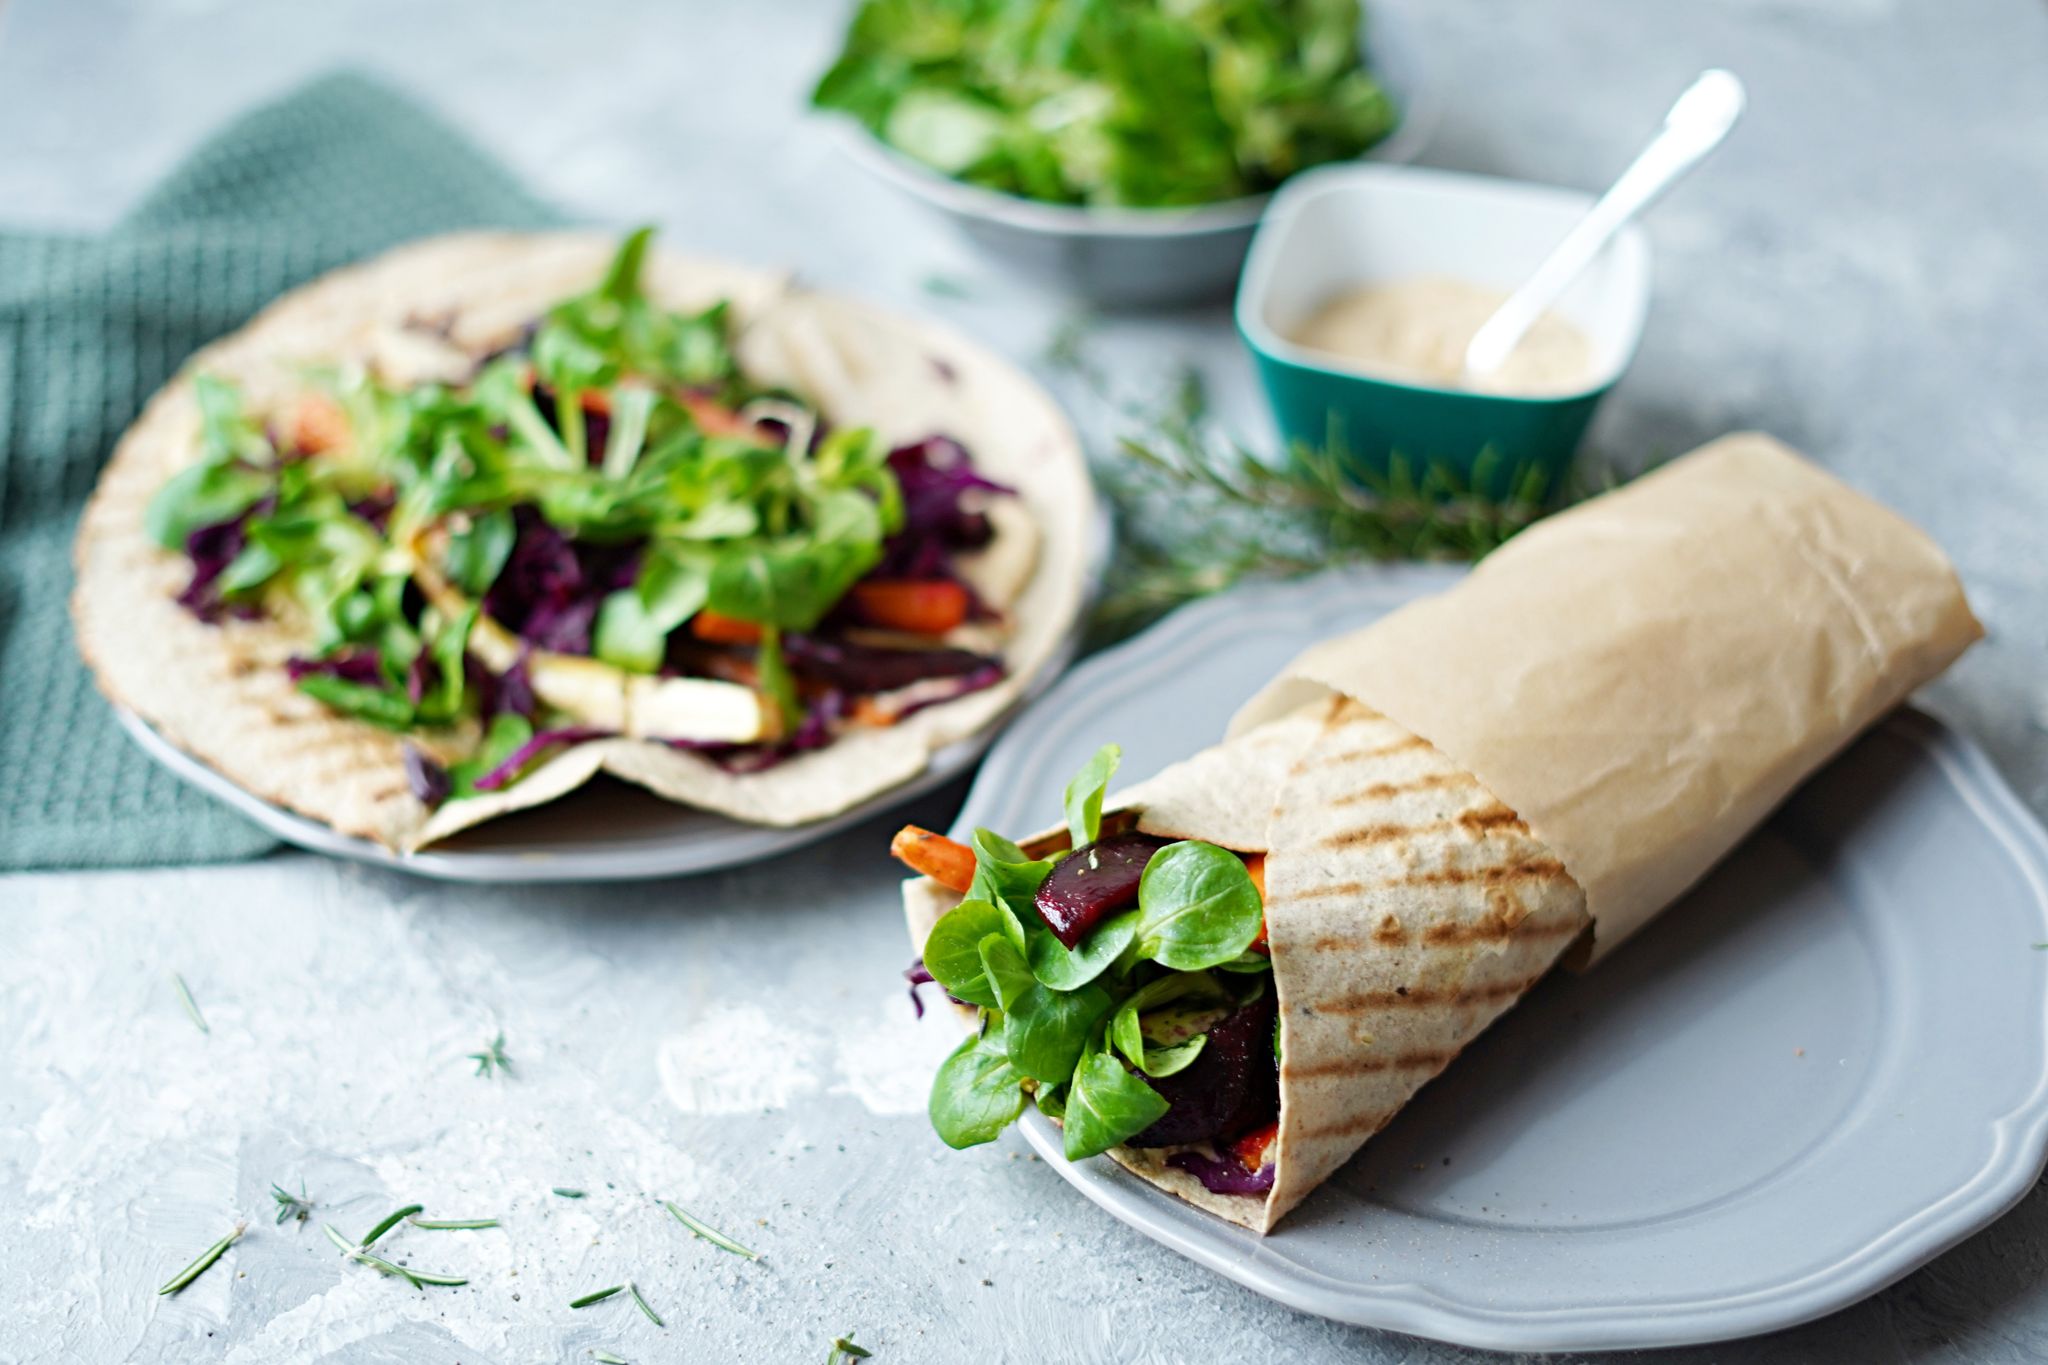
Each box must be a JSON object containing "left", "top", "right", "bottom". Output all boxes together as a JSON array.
[{"left": 1235, "top": 163, "right": 1652, "bottom": 496}]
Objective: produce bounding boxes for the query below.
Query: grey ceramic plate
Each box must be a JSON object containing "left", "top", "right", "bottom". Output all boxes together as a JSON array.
[{"left": 953, "top": 566, "right": 2048, "bottom": 1353}]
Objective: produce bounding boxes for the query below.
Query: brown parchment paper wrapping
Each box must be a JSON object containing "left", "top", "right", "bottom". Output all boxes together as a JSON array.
[{"left": 1232, "top": 433, "right": 1983, "bottom": 961}]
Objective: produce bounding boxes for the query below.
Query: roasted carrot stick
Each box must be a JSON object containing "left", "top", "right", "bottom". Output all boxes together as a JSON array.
[
  {"left": 1229, "top": 1120, "right": 1280, "bottom": 1172},
  {"left": 689, "top": 610, "right": 763, "bottom": 646},
  {"left": 891, "top": 825, "right": 976, "bottom": 893},
  {"left": 1243, "top": 853, "right": 1271, "bottom": 954},
  {"left": 849, "top": 579, "right": 971, "bottom": 635},
  {"left": 292, "top": 394, "right": 350, "bottom": 455},
  {"left": 680, "top": 391, "right": 756, "bottom": 438}
]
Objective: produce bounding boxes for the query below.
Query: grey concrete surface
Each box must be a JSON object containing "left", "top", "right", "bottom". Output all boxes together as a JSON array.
[{"left": 2, "top": 0, "right": 2045, "bottom": 1361}]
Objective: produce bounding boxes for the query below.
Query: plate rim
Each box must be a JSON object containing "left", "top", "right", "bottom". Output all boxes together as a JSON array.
[{"left": 955, "top": 567, "right": 2048, "bottom": 1353}]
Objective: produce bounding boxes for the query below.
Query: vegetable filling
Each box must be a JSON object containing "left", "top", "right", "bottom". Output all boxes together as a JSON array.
[
  {"left": 147, "top": 228, "right": 1018, "bottom": 804},
  {"left": 894, "top": 745, "right": 1280, "bottom": 1192}
]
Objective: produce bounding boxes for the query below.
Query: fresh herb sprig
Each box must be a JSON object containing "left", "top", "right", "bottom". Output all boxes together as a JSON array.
[
  {"left": 829, "top": 1332, "right": 874, "bottom": 1363},
  {"left": 271, "top": 1180, "right": 312, "bottom": 1226},
  {"left": 663, "top": 1201, "right": 760, "bottom": 1260},
  {"left": 468, "top": 1032, "right": 511, "bottom": 1078},
  {"left": 171, "top": 972, "right": 209, "bottom": 1035},
  {"left": 1046, "top": 320, "right": 1579, "bottom": 637},
  {"left": 157, "top": 1222, "right": 245, "bottom": 1295},
  {"left": 323, "top": 1221, "right": 468, "bottom": 1289}
]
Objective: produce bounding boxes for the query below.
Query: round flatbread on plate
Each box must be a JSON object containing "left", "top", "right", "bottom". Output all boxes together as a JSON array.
[{"left": 72, "top": 231, "right": 1096, "bottom": 863}]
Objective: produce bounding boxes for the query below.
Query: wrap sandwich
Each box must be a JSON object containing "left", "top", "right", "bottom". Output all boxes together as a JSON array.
[
  {"left": 72, "top": 229, "right": 1094, "bottom": 849},
  {"left": 895, "top": 434, "right": 1981, "bottom": 1233}
]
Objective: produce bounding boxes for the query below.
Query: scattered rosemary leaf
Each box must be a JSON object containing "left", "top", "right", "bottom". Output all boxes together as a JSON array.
[
  {"left": 171, "top": 972, "right": 209, "bottom": 1035},
  {"left": 468, "top": 1032, "right": 511, "bottom": 1078},
  {"left": 629, "top": 1279, "right": 663, "bottom": 1327},
  {"left": 322, "top": 1223, "right": 467, "bottom": 1289},
  {"left": 157, "top": 1222, "right": 245, "bottom": 1295},
  {"left": 664, "top": 1200, "right": 760, "bottom": 1260},
  {"left": 829, "top": 1331, "right": 874, "bottom": 1362},
  {"left": 920, "top": 273, "right": 971, "bottom": 299},
  {"left": 271, "top": 1180, "right": 312, "bottom": 1226},
  {"left": 553, "top": 1187, "right": 586, "bottom": 1199},
  {"left": 592, "top": 1351, "right": 630, "bottom": 1364},
  {"left": 408, "top": 1216, "right": 500, "bottom": 1231},
  {"left": 359, "top": 1204, "right": 424, "bottom": 1248},
  {"left": 570, "top": 1284, "right": 625, "bottom": 1309}
]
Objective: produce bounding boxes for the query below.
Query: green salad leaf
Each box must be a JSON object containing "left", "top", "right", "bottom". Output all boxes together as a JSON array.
[
  {"left": 1134, "top": 840, "right": 1264, "bottom": 970},
  {"left": 929, "top": 1025, "right": 1028, "bottom": 1148},
  {"left": 1062, "top": 1038, "right": 1170, "bottom": 1160},
  {"left": 923, "top": 898, "right": 1025, "bottom": 1009},
  {"left": 1062, "top": 742, "right": 1120, "bottom": 850},
  {"left": 812, "top": 0, "right": 1398, "bottom": 209},
  {"left": 1003, "top": 980, "right": 1113, "bottom": 1084}
]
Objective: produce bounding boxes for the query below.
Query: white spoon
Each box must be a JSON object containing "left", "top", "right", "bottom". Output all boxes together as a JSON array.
[{"left": 1462, "top": 69, "right": 1747, "bottom": 383}]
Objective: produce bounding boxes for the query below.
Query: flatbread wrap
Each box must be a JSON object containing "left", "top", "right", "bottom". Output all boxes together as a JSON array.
[
  {"left": 73, "top": 229, "right": 1094, "bottom": 849},
  {"left": 894, "top": 435, "right": 1979, "bottom": 1233}
]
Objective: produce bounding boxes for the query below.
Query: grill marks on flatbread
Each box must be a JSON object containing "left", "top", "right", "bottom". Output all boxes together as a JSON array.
[{"left": 1261, "top": 697, "right": 1589, "bottom": 1229}]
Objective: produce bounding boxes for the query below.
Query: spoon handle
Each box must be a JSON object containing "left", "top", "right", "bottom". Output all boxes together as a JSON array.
[{"left": 1464, "top": 69, "right": 1746, "bottom": 380}]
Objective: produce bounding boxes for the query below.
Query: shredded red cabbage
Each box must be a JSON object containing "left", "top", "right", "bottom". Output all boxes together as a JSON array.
[
  {"left": 403, "top": 743, "right": 450, "bottom": 806},
  {"left": 1167, "top": 1151, "right": 1277, "bottom": 1196},
  {"left": 286, "top": 649, "right": 385, "bottom": 685},
  {"left": 874, "top": 437, "right": 1010, "bottom": 583},
  {"left": 176, "top": 497, "right": 273, "bottom": 621},
  {"left": 784, "top": 634, "right": 996, "bottom": 693},
  {"left": 905, "top": 958, "right": 936, "bottom": 1019},
  {"left": 483, "top": 508, "right": 641, "bottom": 655},
  {"left": 890, "top": 663, "right": 1005, "bottom": 720},
  {"left": 471, "top": 725, "right": 614, "bottom": 792}
]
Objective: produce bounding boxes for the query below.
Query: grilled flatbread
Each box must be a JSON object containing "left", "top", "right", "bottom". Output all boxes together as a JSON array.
[{"left": 73, "top": 232, "right": 1095, "bottom": 849}]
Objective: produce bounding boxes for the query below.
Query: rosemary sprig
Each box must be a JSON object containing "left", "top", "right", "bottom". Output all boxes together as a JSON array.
[
  {"left": 408, "top": 1215, "right": 500, "bottom": 1231},
  {"left": 271, "top": 1180, "right": 312, "bottom": 1226},
  {"left": 468, "top": 1032, "right": 511, "bottom": 1078},
  {"left": 664, "top": 1200, "right": 760, "bottom": 1260},
  {"left": 628, "top": 1280, "right": 663, "bottom": 1327},
  {"left": 322, "top": 1223, "right": 467, "bottom": 1289},
  {"left": 171, "top": 972, "right": 209, "bottom": 1035},
  {"left": 157, "top": 1222, "right": 245, "bottom": 1295},
  {"left": 829, "top": 1332, "right": 874, "bottom": 1363},
  {"left": 570, "top": 1284, "right": 625, "bottom": 1308},
  {"left": 360, "top": 1204, "right": 424, "bottom": 1247},
  {"left": 1042, "top": 317, "right": 1587, "bottom": 638}
]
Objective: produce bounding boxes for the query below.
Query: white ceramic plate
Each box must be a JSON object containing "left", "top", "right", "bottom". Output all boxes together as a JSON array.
[
  {"left": 952, "top": 566, "right": 2048, "bottom": 1353},
  {"left": 117, "top": 512, "right": 1109, "bottom": 884}
]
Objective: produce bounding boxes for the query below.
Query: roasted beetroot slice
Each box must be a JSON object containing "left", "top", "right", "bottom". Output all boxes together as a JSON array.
[
  {"left": 1131, "top": 989, "right": 1278, "bottom": 1148},
  {"left": 1033, "top": 833, "right": 1170, "bottom": 949}
]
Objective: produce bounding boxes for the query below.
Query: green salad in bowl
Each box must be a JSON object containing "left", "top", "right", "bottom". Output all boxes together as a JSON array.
[
  {"left": 810, "top": 0, "right": 1424, "bottom": 305},
  {"left": 813, "top": 0, "right": 1399, "bottom": 209}
]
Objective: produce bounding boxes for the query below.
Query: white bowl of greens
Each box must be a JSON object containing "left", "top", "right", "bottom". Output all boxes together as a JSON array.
[{"left": 812, "top": 0, "right": 1435, "bottom": 308}]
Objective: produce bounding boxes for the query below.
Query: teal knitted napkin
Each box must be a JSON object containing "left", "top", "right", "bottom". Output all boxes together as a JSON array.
[{"left": 0, "top": 73, "right": 560, "bottom": 871}]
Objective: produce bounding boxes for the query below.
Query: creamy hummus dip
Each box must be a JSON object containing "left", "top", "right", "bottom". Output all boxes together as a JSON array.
[{"left": 1287, "top": 275, "right": 1596, "bottom": 396}]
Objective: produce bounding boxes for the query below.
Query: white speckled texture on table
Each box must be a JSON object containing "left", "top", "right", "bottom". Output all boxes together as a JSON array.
[{"left": 3, "top": 1, "right": 2046, "bottom": 1362}]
